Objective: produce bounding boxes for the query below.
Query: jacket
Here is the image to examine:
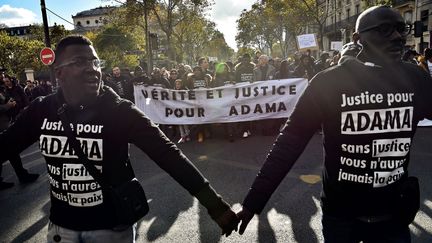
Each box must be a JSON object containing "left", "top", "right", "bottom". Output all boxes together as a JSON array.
[
  {"left": 243, "top": 58, "right": 432, "bottom": 218},
  {"left": 0, "top": 86, "right": 229, "bottom": 230}
]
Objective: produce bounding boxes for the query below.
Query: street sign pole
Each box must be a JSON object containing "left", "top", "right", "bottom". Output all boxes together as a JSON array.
[{"left": 40, "top": 0, "right": 56, "bottom": 87}]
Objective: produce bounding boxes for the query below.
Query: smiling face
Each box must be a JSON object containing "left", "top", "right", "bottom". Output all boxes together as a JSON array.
[
  {"left": 357, "top": 7, "right": 407, "bottom": 61},
  {"left": 55, "top": 44, "right": 102, "bottom": 103}
]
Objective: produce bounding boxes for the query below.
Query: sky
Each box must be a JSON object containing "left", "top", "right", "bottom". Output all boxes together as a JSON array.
[{"left": 0, "top": 0, "right": 256, "bottom": 51}]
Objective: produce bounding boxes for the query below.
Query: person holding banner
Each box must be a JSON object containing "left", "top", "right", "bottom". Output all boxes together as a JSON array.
[
  {"left": 253, "top": 55, "right": 275, "bottom": 82},
  {"left": 0, "top": 35, "right": 239, "bottom": 242},
  {"left": 234, "top": 54, "right": 255, "bottom": 138},
  {"left": 237, "top": 6, "right": 432, "bottom": 242}
]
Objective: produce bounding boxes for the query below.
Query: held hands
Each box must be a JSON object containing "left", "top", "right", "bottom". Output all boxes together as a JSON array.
[
  {"left": 214, "top": 208, "right": 240, "bottom": 237},
  {"left": 236, "top": 207, "right": 254, "bottom": 235}
]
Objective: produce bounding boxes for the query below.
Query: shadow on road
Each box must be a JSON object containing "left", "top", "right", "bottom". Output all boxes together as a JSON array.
[{"left": 11, "top": 202, "right": 50, "bottom": 243}]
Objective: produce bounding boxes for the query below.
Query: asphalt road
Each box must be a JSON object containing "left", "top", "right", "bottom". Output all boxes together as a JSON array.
[{"left": 0, "top": 127, "right": 431, "bottom": 242}]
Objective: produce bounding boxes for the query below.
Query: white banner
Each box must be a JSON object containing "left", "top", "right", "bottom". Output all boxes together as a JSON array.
[{"left": 134, "top": 79, "right": 308, "bottom": 124}]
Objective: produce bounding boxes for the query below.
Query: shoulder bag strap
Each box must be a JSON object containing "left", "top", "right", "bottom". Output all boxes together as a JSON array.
[{"left": 57, "top": 103, "right": 108, "bottom": 188}]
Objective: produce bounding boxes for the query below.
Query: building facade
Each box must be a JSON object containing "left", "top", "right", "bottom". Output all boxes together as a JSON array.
[
  {"left": 0, "top": 25, "right": 32, "bottom": 39},
  {"left": 320, "top": 0, "right": 432, "bottom": 53},
  {"left": 72, "top": 6, "right": 115, "bottom": 33}
]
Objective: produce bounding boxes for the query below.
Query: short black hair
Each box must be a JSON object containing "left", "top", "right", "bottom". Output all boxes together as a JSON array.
[
  {"left": 55, "top": 35, "right": 93, "bottom": 63},
  {"left": 425, "top": 48, "right": 432, "bottom": 60}
]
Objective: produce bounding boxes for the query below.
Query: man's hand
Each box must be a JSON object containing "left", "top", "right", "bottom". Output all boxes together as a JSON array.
[
  {"left": 236, "top": 207, "right": 254, "bottom": 235},
  {"left": 214, "top": 208, "right": 240, "bottom": 237},
  {"left": 6, "top": 99, "right": 16, "bottom": 108}
]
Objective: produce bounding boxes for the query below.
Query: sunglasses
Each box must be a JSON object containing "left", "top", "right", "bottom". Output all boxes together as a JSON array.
[
  {"left": 55, "top": 57, "right": 101, "bottom": 70},
  {"left": 359, "top": 23, "right": 411, "bottom": 37}
]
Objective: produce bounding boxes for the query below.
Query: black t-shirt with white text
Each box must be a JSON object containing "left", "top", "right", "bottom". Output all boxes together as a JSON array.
[{"left": 243, "top": 58, "right": 432, "bottom": 217}]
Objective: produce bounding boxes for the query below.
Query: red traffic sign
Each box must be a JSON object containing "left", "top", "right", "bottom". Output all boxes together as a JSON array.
[{"left": 40, "top": 47, "right": 55, "bottom": 65}]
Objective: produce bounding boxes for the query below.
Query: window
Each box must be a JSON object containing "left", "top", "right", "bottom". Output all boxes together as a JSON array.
[
  {"left": 95, "top": 19, "right": 99, "bottom": 24},
  {"left": 355, "top": 4, "right": 360, "bottom": 15},
  {"left": 77, "top": 21, "right": 82, "bottom": 26},
  {"left": 338, "top": 12, "right": 342, "bottom": 21},
  {"left": 346, "top": 8, "right": 351, "bottom": 19},
  {"left": 86, "top": 20, "right": 90, "bottom": 25},
  {"left": 421, "top": 10, "right": 429, "bottom": 31}
]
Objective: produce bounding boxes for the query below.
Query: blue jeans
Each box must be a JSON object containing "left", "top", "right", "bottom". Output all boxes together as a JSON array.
[
  {"left": 322, "top": 214, "right": 411, "bottom": 243},
  {"left": 47, "top": 221, "right": 136, "bottom": 243}
]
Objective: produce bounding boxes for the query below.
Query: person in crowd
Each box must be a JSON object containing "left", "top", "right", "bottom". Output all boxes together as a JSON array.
[
  {"left": 235, "top": 53, "right": 255, "bottom": 84},
  {"left": 177, "top": 63, "right": 186, "bottom": 80},
  {"left": 106, "top": 66, "right": 135, "bottom": 102},
  {"left": 168, "top": 69, "right": 179, "bottom": 87},
  {"left": 0, "top": 83, "right": 39, "bottom": 190},
  {"left": 160, "top": 67, "right": 170, "bottom": 80},
  {"left": 130, "top": 66, "right": 150, "bottom": 85},
  {"left": 174, "top": 79, "right": 191, "bottom": 144},
  {"left": 273, "top": 57, "right": 282, "bottom": 72},
  {"left": 305, "top": 49, "right": 316, "bottom": 62},
  {"left": 149, "top": 67, "right": 172, "bottom": 89},
  {"left": 338, "top": 33, "right": 363, "bottom": 65},
  {"left": 253, "top": 50, "right": 262, "bottom": 64},
  {"left": 288, "top": 53, "right": 301, "bottom": 73},
  {"left": 212, "top": 63, "right": 236, "bottom": 142},
  {"left": 226, "top": 61, "right": 235, "bottom": 78},
  {"left": 254, "top": 55, "right": 276, "bottom": 81},
  {"left": 315, "top": 53, "right": 331, "bottom": 72},
  {"left": 0, "top": 35, "right": 239, "bottom": 242},
  {"left": 330, "top": 51, "right": 341, "bottom": 66},
  {"left": 236, "top": 6, "right": 432, "bottom": 242},
  {"left": 274, "top": 60, "right": 292, "bottom": 79},
  {"left": 32, "top": 79, "right": 53, "bottom": 98},
  {"left": 234, "top": 53, "right": 256, "bottom": 138},
  {"left": 212, "top": 63, "right": 233, "bottom": 87},
  {"left": 293, "top": 54, "right": 317, "bottom": 80},
  {"left": 198, "top": 57, "right": 213, "bottom": 76},
  {"left": 186, "top": 66, "right": 207, "bottom": 90},
  {"left": 402, "top": 50, "right": 419, "bottom": 65},
  {"left": 24, "top": 80, "right": 36, "bottom": 102},
  {"left": 418, "top": 48, "right": 432, "bottom": 76},
  {"left": 254, "top": 54, "right": 277, "bottom": 135},
  {"left": 2, "top": 75, "right": 28, "bottom": 122},
  {"left": 186, "top": 66, "right": 211, "bottom": 142}
]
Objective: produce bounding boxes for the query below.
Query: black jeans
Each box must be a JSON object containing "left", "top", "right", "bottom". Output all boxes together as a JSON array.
[
  {"left": 322, "top": 214, "right": 411, "bottom": 243},
  {"left": 0, "top": 153, "right": 28, "bottom": 181}
]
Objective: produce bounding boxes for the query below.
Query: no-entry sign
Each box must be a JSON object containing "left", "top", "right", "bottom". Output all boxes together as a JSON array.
[{"left": 40, "top": 47, "right": 55, "bottom": 65}]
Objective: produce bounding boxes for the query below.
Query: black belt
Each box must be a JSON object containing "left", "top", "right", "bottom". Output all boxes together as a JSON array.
[{"left": 356, "top": 214, "right": 394, "bottom": 223}]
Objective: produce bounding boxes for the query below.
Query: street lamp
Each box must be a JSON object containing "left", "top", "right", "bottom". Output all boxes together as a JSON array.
[{"left": 340, "top": 28, "right": 346, "bottom": 44}]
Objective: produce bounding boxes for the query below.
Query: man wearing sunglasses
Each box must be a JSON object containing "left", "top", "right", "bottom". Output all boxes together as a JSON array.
[
  {"left": 0, "top": 35, "right": 239, "bottom": 242},
  {"left": 237, "top": 6, "right": 432, "bottom": 242}
]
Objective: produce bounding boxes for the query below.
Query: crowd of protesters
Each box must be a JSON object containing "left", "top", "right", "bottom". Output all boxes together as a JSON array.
[
  {"left": 97, "top": 43, "right": 432, "bottom": 144},
  {"left": 1, "top": 42, "right": 428, "bottom": 147},
  {"left": 0, "top": 70, "right": 50, "bottom": 190}
]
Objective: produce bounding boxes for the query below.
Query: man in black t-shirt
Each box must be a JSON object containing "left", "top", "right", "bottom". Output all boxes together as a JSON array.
[{"left": 237, "top": 6, "right": 432, "bottom": 242}]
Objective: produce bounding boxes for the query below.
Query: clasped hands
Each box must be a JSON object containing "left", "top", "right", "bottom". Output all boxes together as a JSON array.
[{"left": 215, "top": 207, "right": 254, "bottom": 237}]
